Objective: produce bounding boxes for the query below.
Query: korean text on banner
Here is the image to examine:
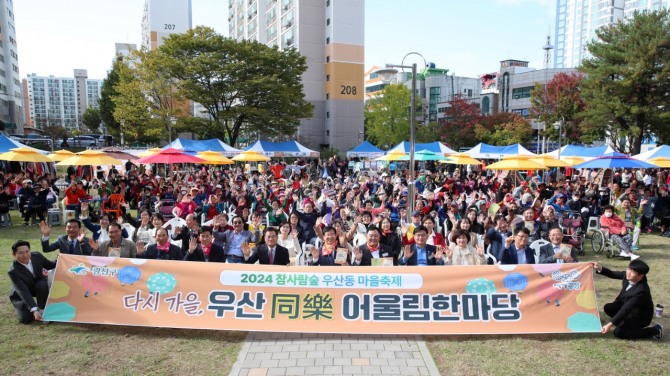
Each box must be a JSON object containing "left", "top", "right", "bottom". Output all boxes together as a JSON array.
[{"left": 44, "top": 255, "right": 602, "bottom": 335}]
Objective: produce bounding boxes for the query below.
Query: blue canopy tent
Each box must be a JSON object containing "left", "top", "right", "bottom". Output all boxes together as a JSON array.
[
  {"left": 162, "top": 138, "right": 240, "bottom": 156},
  {"left": 0, "top": 136, "right": 48, "bottom": 154},
  {"left": 386, "top": 141, "right": 456, "bottom": 155},
  {"left": 464, "top": 142, "right": 534, "bottom": 159},
  {"left": 245, "top": 140, "right": 319, "bottom": 157},
  {"left": 346, "top": 141, "right": 384, "bottom": 158},
  {"left": 545, "top": 145, "right": 616, "bottom": 159},
  {"left": 573, "top": 152, "right": 658, "bottom": 169},
  {"left": 633, "top": 145, "right": 670, "bottom": 161}
]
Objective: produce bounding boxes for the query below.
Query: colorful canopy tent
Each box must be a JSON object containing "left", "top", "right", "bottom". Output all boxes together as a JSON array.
[
  {"left": 387, "top": 141, "right": 456, "bottom": 156},
  {"left": 0, "top": 136, "right": 47, "bottom": 154},
  {"left": 484, "top": 155, "right": 548, "bottom": 171},
  {"left": 244, "top": 140, "right": 319, "bottom": 157},
  {"left": 632, "top": 145, "right": 670, "bottom": 161},
  {"left": 648, "top": 157, "right": 670, "bottom": 168},
  {"left": 48, "top": 150, "right": 75, "bottom": 162},
  {"left": 573, "top": 152, "right": 659, "bottom": 169},
  {"left": 439, "top": 153, "right": 483, "bottom": 165},
  {"left": 545, "top": 145, "right": 616, "bottom": 159},
  {"left": 374, "top": 151, "right": 406, "bottom": 161},
  {"left": 346, "top": 141, "right": 384, "bottom": 158},
  {"left": 135, "top": 148, "right": 206, "bottom": 164},
  {"left": 0, "top": 147, "right": 53, "bottom": 163},
  {"left": 232, "top": 150, "right": 271, "bottom": 162},
  {"left": 463, "top": 143, "right": 534, "bottom": 159},
  {"left": 197, "top": 151, "right": 234, "bottom": 165},
  {"left": 163, "top": 138, "right": 240, "bottom": 157},
  {"left": 397, "top": 149, "right": 447, "bottom": 161}
]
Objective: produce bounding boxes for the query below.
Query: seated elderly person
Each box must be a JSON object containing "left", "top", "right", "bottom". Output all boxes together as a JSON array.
[
  {"left": 615, "top": 198, "right": 643, "bottom": 252},
  {"left": 601, "top": 205, "right": 639, "bottom": 260},
  {"left": 445, "top": 229, "right": 486, "bottom": 266},
  {"left": 538, "top": 226, "right": 578, "bottom": 264}
]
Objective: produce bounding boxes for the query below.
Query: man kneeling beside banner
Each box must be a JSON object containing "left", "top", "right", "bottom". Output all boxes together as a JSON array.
[{"left": 43, "top": 255, "right": 602, "bottom": 334}]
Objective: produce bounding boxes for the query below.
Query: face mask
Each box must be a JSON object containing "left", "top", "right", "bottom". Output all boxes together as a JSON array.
[{"left": 605, "top": 212, "right": 613, "bottom": 218}]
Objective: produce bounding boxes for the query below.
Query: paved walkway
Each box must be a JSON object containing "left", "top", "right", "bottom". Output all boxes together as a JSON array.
[{"left": 229, "top": 332, "right": 440, "bottom": 376}]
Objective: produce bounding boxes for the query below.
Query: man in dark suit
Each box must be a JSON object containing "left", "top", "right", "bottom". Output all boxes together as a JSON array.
[
  {"left": 8, "top": 240, "right": 57, "bottom": 324},
  {"left": 137, "top": 227, "right": 183, "bottom": 260},
  {"left": 352, "top": 226, "right": 394, "bottom": 266},
  {"left": 500, "top": 227, "right": 535, "bottom": 265},
  {"left": 171, "top": 213, "right": 200, "bottom": 257},
  {"left": 539, "top": 226, "right": 577, "bottom": 264},
  {"left": 595, "top": 260, "right": 663, "bottom": 340},
  {"left": 399, "top": 225, "right": 445, "bottom": 266},
  {"left": 243, "top": 227, "right": 289, "bottom": 265},
  {"left": 39, "top": 219, "right": 92, "bottom": 255},
  {"left": 185, "top": 226, "right": 226, "bottom": 262}
]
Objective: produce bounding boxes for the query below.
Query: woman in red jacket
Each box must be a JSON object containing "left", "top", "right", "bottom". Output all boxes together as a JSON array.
[{"left": 600, "top": 205, "right": 638, "bottom": 260}]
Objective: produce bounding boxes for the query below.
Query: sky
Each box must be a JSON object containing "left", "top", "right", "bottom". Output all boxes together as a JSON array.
[{"left": 13, "top": 0, "right": 556, "bottom": 80}]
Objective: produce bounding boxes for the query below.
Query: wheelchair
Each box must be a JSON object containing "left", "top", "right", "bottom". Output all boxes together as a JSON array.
[
  {"left": 591, "top": 220, "right": 636, "bottom": 258},
  {"left": 559, "top": 210, "right": 585, "bottom": 256}
]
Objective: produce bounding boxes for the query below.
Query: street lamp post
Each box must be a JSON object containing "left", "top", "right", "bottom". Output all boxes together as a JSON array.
[
  {"left": 120, "top": 120, "right": 125, "bottom": 147},
  {"left": 375, "top": 52, "right": 426, "bottom": 222},
  {"left": 169, "top": 116, "right": 176, "bottom": 144},
  {"left": 554, "top": 116, "right": 564, "bottom": 181}
]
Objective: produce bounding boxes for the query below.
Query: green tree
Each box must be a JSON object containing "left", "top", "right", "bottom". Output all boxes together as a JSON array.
[
  {"left": 156, "top": 26, "right": 312, "bottom": 147},
  {"left": 364, "top": 84, "right": 411, "bottom": 148},
  {"left": 415, "top": 121, "right": 441, "bottom": 143},
  {"left": 579, "top": 9, "right": 670, "bottom": 154},
  {"left": 99, "top": 58, "right": 123, "bottom": 139},
  {"left": 82, "top": 107, "right": 101, "bottom": 133},
  {"left": 530, "top": 72, "right": 586, "bottom": 143},
  {"left": 112, "top": 61, "right": 162, "bottom": 144}
]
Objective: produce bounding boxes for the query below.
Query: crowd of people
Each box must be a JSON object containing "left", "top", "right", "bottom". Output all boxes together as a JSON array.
[{"left": 3, "top": 157, "right": 668, "bottom": 337}]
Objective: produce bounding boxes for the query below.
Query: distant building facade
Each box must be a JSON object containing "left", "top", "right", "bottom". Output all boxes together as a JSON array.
[
  {"left": 555, "top": 0, "right": 670, "bottom": 68},
  {"left": 0, "top": 0, "right": 24, "bottom": 133},
  {"left": 24, "top": 69, "right": 103, "bottom": 131},
  {"left": 229, "top": 0, "right": 365, "bottom": 151}
]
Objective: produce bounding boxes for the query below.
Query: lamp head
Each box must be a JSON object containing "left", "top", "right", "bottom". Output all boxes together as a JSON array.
[{"left": 376, "top": 68, "right": 399, "bottom": 84}]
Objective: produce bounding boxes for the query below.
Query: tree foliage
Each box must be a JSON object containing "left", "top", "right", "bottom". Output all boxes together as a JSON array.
[
  {"left": 530, "top": 72, "right": 586, "bottom": 143},
  {"left": 99, "top": 58, "right": 123, "bottom": 139},
  {"left": 156, "top": 26, "right": 312, "bottom": 147},
  {"left": 579, "top": 9, "right": 670, "bottom": 154},
  {"left": 415, "top": 121, "right": 442, "bottom": 143},
  {"left": 112, "top": 61, "right": 163, "bottom": 144},
  {"left": 438, "top": 97, "right": 482, "bottom": 149},
  {"left": 82, "top": 107, "right": 101, "bottom": 133},
  {"left": 364, "top": 84, "right": 411, "bottom": 147},
  {"left": 474, "top": 113, "right": 533, "bottom": 145}
]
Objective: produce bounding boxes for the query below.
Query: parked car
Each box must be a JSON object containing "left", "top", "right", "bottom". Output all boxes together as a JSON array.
[
  {"left": 65, "top": 136, "right": 98, "bottom": 147},
  {"left": 18, "top": 134, "right": 52, "bottom": 146}
]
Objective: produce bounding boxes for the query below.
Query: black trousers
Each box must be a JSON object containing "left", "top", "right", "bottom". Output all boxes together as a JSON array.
[
  {"left": 23, "top": 205, "right": 46, "bottom": 223},
  {"left": 604, "top": 302, "right": 658, "bottom": 339},
  {"left": 13, "top": 279, "right": 49, "bottom": 324}
]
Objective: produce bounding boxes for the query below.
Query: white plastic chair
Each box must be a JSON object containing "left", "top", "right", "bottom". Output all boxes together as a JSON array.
[
  {"left": 162, "top": 217, "right": 187, "bottom": 232},
  {"left": 121, "top": 223, "right": 136, "bottom": 240},
  {"left": 529, "top": 239, "right": 550, "bottom": 262}
]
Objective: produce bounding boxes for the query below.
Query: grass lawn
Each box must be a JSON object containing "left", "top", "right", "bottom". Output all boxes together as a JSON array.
[
  {"left": 426, "top": 234, "right": 670, "bottom": 376},
  {"left": 1, "top": 211, "right": 668, "bottom": 375},
  {"left": 0, "top": 213, "right": 245, "bottom": 376}
]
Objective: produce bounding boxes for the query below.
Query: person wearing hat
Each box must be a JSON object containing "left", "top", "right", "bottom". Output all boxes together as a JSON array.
[{"left": 594, "top": 260, "right": 662, "bottom": 340}]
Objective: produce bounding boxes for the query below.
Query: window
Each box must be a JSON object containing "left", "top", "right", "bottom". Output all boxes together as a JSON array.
[
  {"left": 326, "top": 112, "right": 330, "bottom": 118},
  {"left": 326, "top": 0, "right": 330, "bottom": 6},
  {"left": 326, "top": 37, "right": 330, "bottom": 44},
  {"left": 511, "top": 86, "right": 533, "bottom": 99},
  {"left": 326, "top": 130, "right": 330, "bottom": 136},
  {"left": 326, "top": 74, "right": 330, "bottom": 81},
  {"left": 326, "top": 93, "right": 329, "bottom": 99},
  {"left": 326, "top": 18, "right": 330, "bottom": 26}
]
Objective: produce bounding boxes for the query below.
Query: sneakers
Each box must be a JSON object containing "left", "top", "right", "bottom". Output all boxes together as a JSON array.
[
  {"left": 630, "top": 254, "right": 640, "bottom": 261},
  {"left": 653, "top": 324, "right": 663, "bottom": 340},
  {"left": 619, "top": 251, "right": 630, "bottom": 258}
]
